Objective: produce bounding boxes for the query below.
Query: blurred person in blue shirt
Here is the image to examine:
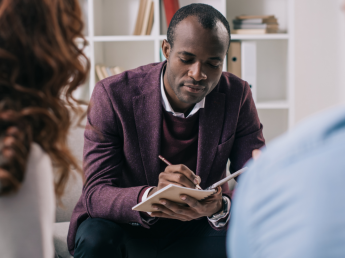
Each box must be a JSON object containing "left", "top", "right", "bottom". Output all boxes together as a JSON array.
[
  {"left": 228, "top": 107, "right": 345, "bottom": 257},
  {"left": 227, "top": 2, "right": 345, "bottom": 255}
]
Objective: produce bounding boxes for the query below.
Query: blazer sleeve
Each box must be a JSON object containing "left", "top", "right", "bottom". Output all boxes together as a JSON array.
[
  {"left": 81, "top": 82, "right": 155, "bottom": 228},
  {"left": 229, "top": 81, "right": 265, "bottom": 174}
]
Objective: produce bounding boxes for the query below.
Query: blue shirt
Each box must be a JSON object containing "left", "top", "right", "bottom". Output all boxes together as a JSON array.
[{"left": 228, "top": 107, "right": 345, "bottom": 258}]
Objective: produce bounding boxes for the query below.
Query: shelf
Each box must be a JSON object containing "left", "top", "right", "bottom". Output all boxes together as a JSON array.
[
  {"left": 158, "top": 34, "right": 289, "bottom": 41},
  {"left": 92, "top": 36, "right": 157, "bottom": 42},
  {"left": 256, "top": 100, "right": 290, "bottom": 109},
  {"left": 231, "top": 34, "right": 290, "bottom": 40}
]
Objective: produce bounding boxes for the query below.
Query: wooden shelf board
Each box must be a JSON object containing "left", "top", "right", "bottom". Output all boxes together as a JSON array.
[
  {"left": 256, "top": 100, "right": 290, "bottom": 109},
  {"left": 92, "top": 35, "right": 157, "bottom": 42}
]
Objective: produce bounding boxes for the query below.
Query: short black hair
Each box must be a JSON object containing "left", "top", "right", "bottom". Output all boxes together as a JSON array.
[{"left": 167, "top": 3, "right": 231, "bottom": 49}]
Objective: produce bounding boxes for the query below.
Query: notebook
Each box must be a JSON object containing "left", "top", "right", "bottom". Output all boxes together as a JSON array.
[{"left": 132, "top": 184, "right": 216, "bottom": 212}]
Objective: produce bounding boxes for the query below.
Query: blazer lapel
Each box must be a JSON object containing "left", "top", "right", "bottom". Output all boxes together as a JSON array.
[
  {"left": 196, "top": 91, "right": 225, "bottom": 188},
  {"left": 133, "top": 64, "right": 164, "bottom": 186}
]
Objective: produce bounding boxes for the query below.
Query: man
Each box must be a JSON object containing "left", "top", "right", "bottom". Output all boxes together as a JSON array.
[
  {"left": 68, "top": 4, "right": 265, "bottom": 258},
  {"left": 227, "top": 3, "right": 345, "bottom": 257}
]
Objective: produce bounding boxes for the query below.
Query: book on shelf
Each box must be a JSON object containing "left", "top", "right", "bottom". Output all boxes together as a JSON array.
[
  {"left": 95, "top": 64, "right": 124, "bottom": 81},
  {"left": 236, "top": 15, "right": 277, "bottom": 22},
  {"left": 227, "top": 41, "right": 257, "bottom": 101},
  {"left": 227, "top": 41, "right": 242, "bottom": 78},
  {"left": 133, "top": 0, "right": 154, "bottom": 36},
  {"left": 146, "top": 1, "right": 154, "bottom": 35},
  {"left": 233, "top": 24, "right": 279, "bottom": 30},
  {"left": 163, "top": 0, "right": 180, "bottom": 27},
  {"left": 232, "top": 29, "right": 279, "bottom": 34},
  {"left": 233, "top": 15, "right": 279, "bottom": 34}
]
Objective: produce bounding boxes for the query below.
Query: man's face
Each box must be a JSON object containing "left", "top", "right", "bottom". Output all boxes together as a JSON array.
[{"left": 163, "top": 16, "right": 229, "bottom": 107}]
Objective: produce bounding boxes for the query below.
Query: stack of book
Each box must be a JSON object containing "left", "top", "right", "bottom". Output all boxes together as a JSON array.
[
  {"left": 133, "top": 0, "right": 154, "bottom": 35},
  {"left": 95, "top": 64, "right": 124, "bottom": 81},
  {"left": 232, "top": 15, "right": 279, "bottom": 34}
]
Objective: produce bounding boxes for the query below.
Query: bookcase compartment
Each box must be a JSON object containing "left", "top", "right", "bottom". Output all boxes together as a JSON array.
[
  {"left": 94, "top": 41, "right": 156, "bottom": 81},
  {"left": 256, "top": 40, "right": 288, "bottom": 103},
  {"left": 94, "top": 0, "right": 143, "bottom": 36},
  {"left": 258, "top": 109, "right": 288, "bottom": 142}
]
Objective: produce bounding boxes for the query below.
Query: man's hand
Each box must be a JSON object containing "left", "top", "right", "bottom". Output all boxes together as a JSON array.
[
  {"left": 150, "top": 186, "right": 223, "bottom": 221},
  {"left": 147, "top": 164, "right": 223, "bottom": 221},
  {"left": 148, "top": 164, "right": 201, "bottom": 197},
  {"left": 252, "top": 149, "right": 261, "bottom": 160}
]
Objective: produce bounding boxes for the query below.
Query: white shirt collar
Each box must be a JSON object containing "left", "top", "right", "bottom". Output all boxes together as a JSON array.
[{"left": 160, "top": 69, "right": 205, "bottom": 118}]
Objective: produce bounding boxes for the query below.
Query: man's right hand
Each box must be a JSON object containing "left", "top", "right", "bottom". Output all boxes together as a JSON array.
[{"left": 148, "top": 164, "right": 201, "bottom": 197}]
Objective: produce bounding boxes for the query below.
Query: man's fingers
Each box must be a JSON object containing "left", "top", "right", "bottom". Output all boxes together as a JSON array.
[
  {"left": 165, "top": 164, "right": 200, "bottom": 188},
  {"left": 158, "top": 198, "right": 194, "bottom": 217},
  {"left": 151, "top": 204, "right": 175, "bottom": 216},
  {"left": 170, "top": 172, "right": 195, "bottom": 188},
  {"left": 150, "top": 211, "right": 190, "bottom": 221},
  {"left": 180, "top": 195, "right": 199, "bottom": 209},
  {"left": 252, "top": 149, "right": 261, "bottom": 160}
]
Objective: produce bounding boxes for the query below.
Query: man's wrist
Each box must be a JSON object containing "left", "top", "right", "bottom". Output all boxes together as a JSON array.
[
  {"left": 208, "top": 196, "right": 229, "bottom": 220},
  {"left": 147, "top": 186, "right": 157, "bottom": 197}
]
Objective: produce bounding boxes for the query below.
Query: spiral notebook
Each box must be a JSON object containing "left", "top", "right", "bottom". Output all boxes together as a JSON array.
[{"left": 132, "top": 184, "right": 216, "bottom": 212}]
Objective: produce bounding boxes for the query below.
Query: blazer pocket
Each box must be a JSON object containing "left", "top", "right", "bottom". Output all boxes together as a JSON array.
[
  {"left": 211, "top": 135, "right": 235, "bottom": 172},
  {"left": 218, "top": 134, "right": 235, "bottom": 149},
  {"left": 217, "top": 135, "right": 235, "bottom": 160}
]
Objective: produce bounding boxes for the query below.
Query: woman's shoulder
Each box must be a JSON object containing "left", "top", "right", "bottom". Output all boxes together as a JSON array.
[{"left": 28, "top": 143, "right": 52, "bottom": 168}]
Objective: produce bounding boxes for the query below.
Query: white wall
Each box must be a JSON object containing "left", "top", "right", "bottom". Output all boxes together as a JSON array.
[{"left": 294, "top": 0, "right": 345, "bottom": 123}]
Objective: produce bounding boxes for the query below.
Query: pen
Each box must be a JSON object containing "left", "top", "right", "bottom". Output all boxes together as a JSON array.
[
  {"left": 158, "top": 155, "right": 203, "bottom": 190},
  {"left": 204, "top": 167, "right": 247, "bottom": 190}
]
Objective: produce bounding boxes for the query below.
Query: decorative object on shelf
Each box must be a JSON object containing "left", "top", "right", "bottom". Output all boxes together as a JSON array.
[
  {"left": 160, "top": 48, "right": 166, "bottom": 62},
  {"left": 232, "top": 15, "right": 279, "bottom": 34},
  {"left": 163, "top": 0, "right": 180, "bottom": 27},
  {"left": 133, "top": 0, "right": 154, "bottom": 36},
  {"left": 95, "top": 64, "right": 124, "bottom": 81}
]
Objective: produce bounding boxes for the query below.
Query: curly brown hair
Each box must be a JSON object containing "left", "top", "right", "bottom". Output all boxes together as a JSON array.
[{"left": 0, "top": 0, "right": 89, "bottom": 198}]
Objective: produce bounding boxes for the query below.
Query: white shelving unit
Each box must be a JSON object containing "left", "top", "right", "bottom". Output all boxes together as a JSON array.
[{"left": 78, "top": 0, "right": 295, "bottom": 143}]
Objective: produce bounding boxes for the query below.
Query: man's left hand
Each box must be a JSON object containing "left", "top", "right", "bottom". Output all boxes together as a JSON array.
[{"left": 150, "top": 186, "right": 223, "bottom": 221}]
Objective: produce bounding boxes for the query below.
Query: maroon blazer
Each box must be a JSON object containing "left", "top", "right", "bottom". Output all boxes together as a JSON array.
[{"left": 67, "top": 61, "right": 265, "bottom": 254}]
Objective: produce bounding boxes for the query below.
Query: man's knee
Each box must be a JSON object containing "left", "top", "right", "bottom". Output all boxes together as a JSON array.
[{"left": 75, "top": 218, "right": 125, "bottom": 257}]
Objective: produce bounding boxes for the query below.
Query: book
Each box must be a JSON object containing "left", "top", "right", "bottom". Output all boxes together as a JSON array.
[
  {"left": 236, "top": 15, "right": 276, "bottom": 21},
  {"left": 233, "top": 18, "right": 277, "bottom": 24},
  {"left": 232, "top": 29, "right": 266, "bottom": 34},
  {"left": 232, "top": 14, "right": 279, "bottom": 34},
  {"left": 132, "top": 184, "right": 216, "bottom": 212},
  {"left": 163, "top": 0, "right": 180, "bottom": 27},
  {"left": 95, "top": 65, "right": 105, "bottom": 81},
  {"left": 146, "top": 1, "right": 154, "bottom": 35},
  {"left": 95, "top": 64, "right": 124, "bottom": 81},
  {"left": 234, "top": 24, "right": 279, "bottom": 30},
  {"left": 141, "top": 0, "right": 153, "bottom": 35},
  {"left": 133, "top": 0, "right": 147, "bottom": 35},
  {"left": 101, "top": 66, "right": 108, "bottom": 79},
  {"left": 227, "top": 41, "right": 242, "bottom": 78}
]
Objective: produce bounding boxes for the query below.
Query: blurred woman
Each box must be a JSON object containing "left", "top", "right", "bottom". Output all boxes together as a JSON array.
[{"left": 0, "top": 0, "right": 89, "bottom": 257}]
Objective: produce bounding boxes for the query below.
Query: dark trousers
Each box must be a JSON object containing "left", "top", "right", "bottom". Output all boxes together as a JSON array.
[{"left": 74, "top": 217, "right": 227, "bottom": 258}]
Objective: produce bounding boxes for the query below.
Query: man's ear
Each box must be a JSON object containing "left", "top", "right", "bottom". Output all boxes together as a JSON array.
[{"left": 162, "top": 39, "right": 171, "bottom": 60}]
